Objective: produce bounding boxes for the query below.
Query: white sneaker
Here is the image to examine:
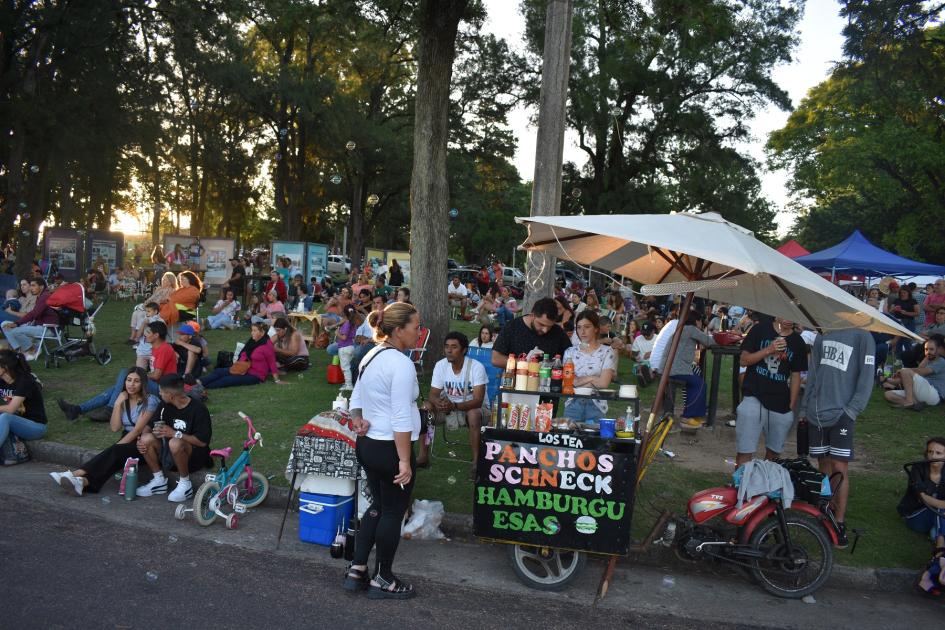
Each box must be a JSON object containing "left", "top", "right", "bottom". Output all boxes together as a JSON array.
[
  {"left": 136, "top": 476, "right": 168, "bottom": 497},
  {"left": 168, "top": 479, "right": 194, "bottom": 503},
  {"left": 725, "top": 419, "right": 736, "bottom": 428},
  {"left": 56, "top": 471, "right": 84, "bottom": 496},
  {"left": 23, "top": 347, "right": 40, "bottom": 361},
  {"left": 49, "top": 471, "right": 63, "bottom": 485}
]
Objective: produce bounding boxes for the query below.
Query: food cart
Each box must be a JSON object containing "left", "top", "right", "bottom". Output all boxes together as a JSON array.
[{"left": 474, "top": 389, "right": 641, "bottom": 589}]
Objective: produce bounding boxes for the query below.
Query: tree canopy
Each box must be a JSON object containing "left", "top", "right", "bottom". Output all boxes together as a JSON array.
[{"left": 767, "top": 0, "right": 945, "bottom": 261}]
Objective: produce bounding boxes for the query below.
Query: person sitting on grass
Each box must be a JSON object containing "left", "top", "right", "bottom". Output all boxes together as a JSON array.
[
  {"left": 158, "top": 270, "right": 201, "bottom": 328},
  {"left": 396, "top": 287, "right": 411, "bottom": 304},
  {"left": 899, "top": 437, "right": 945, "bottom": 539},
  {"left": 422, "top": 332, "right": 489, "bottom": 469},
  {"left": 258, "top": 289, "right": 286, "bottom": 324},
  {"left": 476, "top": 288, "right": 497, "bottom": 326},
  {"left": 190, "top": 322, "right": 286, "bottom": 393},
  {"left": 272, "top": 317, "right": 310, "bottom": 372},
  {"left": 133, "top": 302, "right": 164, "bottom": 366},
  {"left": 134, "top": 374, "right": 212, "bottom": 502},
  {"left": 61, "top": 321, "right": 177, "bottom": 422},
  {"left": 354, "top": 288, "right": 374, "bottom": 317},
  {"left": 128, "top": 271, "right": 177, "bottom": 342},
  {"left": 469, "top": 325, "right": 494, "bottom": 349},
  {"left": 883, "top": 338, "right": 945, "bottom": 410},
  {"left": 172, "top": 324, "right": 208, "bottom": 382},
  {"left": 207, "top": 287, "right": 241, "bottom": 330},
  {"left": 494, "top": 286, "right": 519, "bottom": 327},
  {"left": 336, "top": 304, "right": 359, "bottom": 390},
  {"left": 0, "top": 349, "right": 48, "bottom": 455},
  {"left": 264, "top": 269, "right": 288, "bottom": 303},
  {"left": 49, "top": 367, "right": 159, "bottom": 495}
]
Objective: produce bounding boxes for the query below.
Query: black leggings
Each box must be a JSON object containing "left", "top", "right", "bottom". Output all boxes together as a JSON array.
[
  {"left": 79, "top": 440, "right": 142, "bottom": 493},
  {"left": 353, "top": 436, "right": 416, "bottom": 580}
]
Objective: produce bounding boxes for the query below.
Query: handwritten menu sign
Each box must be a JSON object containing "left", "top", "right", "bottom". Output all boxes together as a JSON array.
[{"left": 473, "top": 428, "right": 636, "bottom": 555}]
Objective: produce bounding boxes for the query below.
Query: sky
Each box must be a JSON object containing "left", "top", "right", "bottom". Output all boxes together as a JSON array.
[{"left": 481, "top": 0, "right": 847, "bottom": 237}]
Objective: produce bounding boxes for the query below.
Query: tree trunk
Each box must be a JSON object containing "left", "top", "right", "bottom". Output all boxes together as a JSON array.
[
  {"left": 349, "top": 173, "right": 365, "bottom": 271},
  {"left": 408, "top": 0, "right": 469, "bottom": 370},
  {"left": 523, "top": 0, "right": 574, "bottom": 313},
  {"left": 151, "top": 158, "right": 162, "bottom": 247}
]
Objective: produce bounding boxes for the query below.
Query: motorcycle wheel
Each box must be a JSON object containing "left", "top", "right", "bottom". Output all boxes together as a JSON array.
[
  {"left": 506, "top": 544, "right": 586, "bottom": 591},
  {"left": 748, "top": 513, "right": 833, "bottom": 598}
]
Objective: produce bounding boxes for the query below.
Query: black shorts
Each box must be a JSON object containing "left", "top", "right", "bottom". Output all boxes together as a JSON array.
[{"left": 808, "top": 414, "right": 854, "bottom": 461}]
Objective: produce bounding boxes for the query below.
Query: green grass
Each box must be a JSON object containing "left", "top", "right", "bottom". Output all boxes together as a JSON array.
[{"left": 30, "top": 300, "right": 939, "bottom": 568}]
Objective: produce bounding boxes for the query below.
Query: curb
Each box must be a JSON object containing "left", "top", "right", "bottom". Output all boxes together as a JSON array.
[{"left": 28, "top": 438, "right": 917, "bottom": 594}]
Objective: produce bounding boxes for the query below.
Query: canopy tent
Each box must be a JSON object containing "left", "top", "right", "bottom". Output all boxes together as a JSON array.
[
  {"left": 794, "top": 230, "right": 945, "bottom": 278},
  {"left": 776, "top": 239, "right": 810, "bottom": 259}
]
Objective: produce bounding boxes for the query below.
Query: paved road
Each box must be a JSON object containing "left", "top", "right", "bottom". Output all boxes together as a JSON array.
[{"left": 3, "top": 461, "right": 943, "bottom": 629}]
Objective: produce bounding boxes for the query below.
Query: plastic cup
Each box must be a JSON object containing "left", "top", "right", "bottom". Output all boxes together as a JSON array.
[{"left": 599, "top": 419, "right": 616, "bottom": 438}]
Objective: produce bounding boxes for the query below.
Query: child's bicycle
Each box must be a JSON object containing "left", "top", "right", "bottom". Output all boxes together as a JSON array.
[{"left": 174, "top": 412, "right": 269, "bottom": 529}]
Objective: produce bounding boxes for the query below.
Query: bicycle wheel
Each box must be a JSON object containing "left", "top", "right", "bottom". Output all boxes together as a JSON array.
[
  {"left": 506, "top": 544, "right": 586, "bottom": 591},
  {"left": 235, "top": 471, "right": 269, "bottom": 508},
  {"left": 193, "top": 481, "right": 221, "bottom": 526},
  {"left": 749, "top": 513, "right": 833, "bottom": 598}
]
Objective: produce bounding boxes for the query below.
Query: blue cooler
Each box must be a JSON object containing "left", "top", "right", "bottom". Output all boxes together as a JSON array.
[{"left": 299, "top": 492, "right": 354, "bottom": 546}]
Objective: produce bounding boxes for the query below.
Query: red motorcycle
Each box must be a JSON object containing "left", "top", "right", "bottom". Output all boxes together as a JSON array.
[{"left": 656, "top": 481, "right": 841, "bottom": 598}]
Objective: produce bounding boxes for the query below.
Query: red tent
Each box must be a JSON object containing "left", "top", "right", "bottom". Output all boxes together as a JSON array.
[{"left": 776, "top": 239, "right": 810, "bottom": 259}]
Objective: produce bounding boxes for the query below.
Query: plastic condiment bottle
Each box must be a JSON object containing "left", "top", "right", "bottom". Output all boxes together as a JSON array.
[
  {"left": 562, "top": 358, "right": 575, "bottom": 394},
  {"left": 515, "top": 353, "right": 529, "bottom": 391},
  {"left": 550, "top": 355, "right": 563, "bottom": 393},
  {"left": 527, "top": 354, "right": 540, "bottom": 391}
]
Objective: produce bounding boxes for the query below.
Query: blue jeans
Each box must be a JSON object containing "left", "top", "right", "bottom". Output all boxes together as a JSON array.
[
  {"left": 672, "top": 373, "right": 707, "bottom": 418},
  {"left": 326, "top": 342, "right": 338, "bottom": 357},
  {"left": 0, "top": 412, "right": 47, "bottom": 444},
  {"left": 2, "top": 323, "right": 48, "bottom": 351},
  {"left": 905, "top": 506, "right": 945, "bottom": 539},
  {"left": 80, "top": 368, "right": 160, "bottom": 412},
  {"left": 200, "top": 366, "right": 261, "bottom": 389},
  {"left": 207, "top": 312, "right": 235, "bottom": 329},
  {"left": 495, "top": 307, "right": 515, "bottom": 327},
  {"left": 563, "top": 398, "right": 606, "bottom": 422}
]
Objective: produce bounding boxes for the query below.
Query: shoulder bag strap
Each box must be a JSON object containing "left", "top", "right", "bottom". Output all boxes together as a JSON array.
[{"left": 357, "top": 345, "right": 392, "bottom": 381}]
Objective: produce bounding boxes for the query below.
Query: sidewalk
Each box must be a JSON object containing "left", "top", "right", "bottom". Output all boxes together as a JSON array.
[{"left": 6, "top": 452, "right": 943, "bottom": 627}]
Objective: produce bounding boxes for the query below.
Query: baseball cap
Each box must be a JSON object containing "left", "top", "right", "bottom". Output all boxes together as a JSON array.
[
  {"left": 178, "top": 324, "right": 196, "bottom": 335},
  {"left": 641, "top": 321, "right": 655, "bottom": 335},
  {"left": 188, "top": 321, "right": 201, "bottom": 333}
]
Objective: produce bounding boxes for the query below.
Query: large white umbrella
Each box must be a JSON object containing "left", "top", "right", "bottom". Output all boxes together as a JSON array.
[{"left": 517, "top": 212, "right": 917, "bottom": 339}]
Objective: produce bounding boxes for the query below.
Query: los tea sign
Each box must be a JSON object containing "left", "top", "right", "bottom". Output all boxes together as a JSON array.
[{"left": 473, "top": 428, "right": 635, "bottom": 555}]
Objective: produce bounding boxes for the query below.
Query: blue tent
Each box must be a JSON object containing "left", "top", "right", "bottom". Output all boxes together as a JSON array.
[{"left": 794, "top": 230, "right": 945, "bottom": 278}]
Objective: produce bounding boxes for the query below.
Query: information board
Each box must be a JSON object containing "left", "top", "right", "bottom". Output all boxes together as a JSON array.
[{"left": 473, "top": 428, "right": 636, "bottom": 555}]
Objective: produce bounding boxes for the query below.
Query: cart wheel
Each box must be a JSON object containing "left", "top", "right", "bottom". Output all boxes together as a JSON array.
[
  {"left": 225, "top": 513, "right": 239, "bottom": 530},
  {"left": 174, "top": 504, "right": 188, "bottom": 521},
  {"left": 506, "top": 544, "right": 586, "bottom": 591}
]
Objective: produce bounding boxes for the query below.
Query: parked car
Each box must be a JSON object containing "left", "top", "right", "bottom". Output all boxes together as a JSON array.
[
  {"left": 328, "top": 254, "right": 351, "bottom": 277},
  {"left": 447, "top": 267, "right": 480, "bottom": 287},
  {"left": 556, "top": 267, "right": 584, "bottom": 288},
  {"left": 502, "top": 266, "right": 526, "bottom": 287},
  {"left": 447, "top": 258, "right": 461, "bottom": 270}
]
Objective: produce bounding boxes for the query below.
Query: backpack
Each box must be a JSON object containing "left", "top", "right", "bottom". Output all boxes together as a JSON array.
[
  {"left": 774, "top": 457, "right": 830, "bottom": 505},
  {"left": 1, "top": 434, "right": 31, "bottom": 465}
]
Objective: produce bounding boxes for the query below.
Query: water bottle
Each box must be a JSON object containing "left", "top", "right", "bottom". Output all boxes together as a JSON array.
[
  {"left": 820, "top": 474, "right": 832, "bottom": 498},
  {"left": 124, "top": 463, "right": 138, "bottom": 501}
]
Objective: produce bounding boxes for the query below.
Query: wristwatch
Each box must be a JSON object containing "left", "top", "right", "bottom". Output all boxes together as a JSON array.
[{"left": 174, "top": 430, "right": 183, "bottom": 439}]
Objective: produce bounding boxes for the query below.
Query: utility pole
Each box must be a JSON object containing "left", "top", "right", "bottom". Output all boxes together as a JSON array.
[{"left": 522, "top": 0, "right": 573, "bottom": 313}]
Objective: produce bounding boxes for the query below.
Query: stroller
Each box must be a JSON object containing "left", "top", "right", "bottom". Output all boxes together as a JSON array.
[{"left": 41, "top": 282, "right": 111, "bottom": 368}]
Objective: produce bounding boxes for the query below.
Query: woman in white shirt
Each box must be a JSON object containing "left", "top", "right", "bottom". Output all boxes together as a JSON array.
[
  {"left": 344, "top": 302, "right": 421, "bottom": 600},
  {"left": 563, "top": 311, "right": 617, "bottom": 422},
  {"left": 207, "top": 288, "right": 241, "bottom": 330},
  {"left": 469, "top": 325, "right": 494, "bottom": 349}
]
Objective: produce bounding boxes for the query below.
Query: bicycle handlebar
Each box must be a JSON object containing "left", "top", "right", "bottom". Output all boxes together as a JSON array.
[{"left": 238, "top": 412, "right": 259, "bottom": 443}]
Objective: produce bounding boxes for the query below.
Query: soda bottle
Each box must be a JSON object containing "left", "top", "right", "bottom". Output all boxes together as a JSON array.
[
  {"left": 527, "top": 354, "right": 540, "bottom": 392},
  {"left": 562, "top": 358, "right": 575, "bottom": 394},
  {"left": 515, "top": 354, "right": 529, "bottom": 391},
  {"left": 550, "top": 355, "right": 563, "bottom": 393},
  {"left": 539, "top": 354, "right": 551, "bottom": 393},
  {"left": 502, "top": 353, "right": 516, "bottom": 389}
]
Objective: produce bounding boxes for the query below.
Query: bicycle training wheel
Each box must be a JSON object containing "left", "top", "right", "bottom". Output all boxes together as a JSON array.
[
  {"left": 749, "top": 513, "right": 833, "bottom": 598},
  {"left": 193, "top": 481, "right": 221, "bottom": 526},
  {"left": 506, "top": 544, "right": 586, "bottom": 591},
  {"left": 235, "top": 471, "right": 269, "bottom": 508}
]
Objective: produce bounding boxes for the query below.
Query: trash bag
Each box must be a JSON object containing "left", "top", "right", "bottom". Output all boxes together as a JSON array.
[{"left": 401, "top": 499, "right": 445, "bottom": 540}]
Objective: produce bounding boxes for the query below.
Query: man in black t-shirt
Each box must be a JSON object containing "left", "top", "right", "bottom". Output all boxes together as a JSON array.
[
  {"left": 491, "top": 298, "right": 572, "bottom": 368},
  {"left": 136, "top": 374, "right": 212, "bottom": 502},
  {"left": 735, "top": 316, "right": 807, "bottom": 465},
  {"left": 223, "top": 258, "right": 246, "bottom": 295}
]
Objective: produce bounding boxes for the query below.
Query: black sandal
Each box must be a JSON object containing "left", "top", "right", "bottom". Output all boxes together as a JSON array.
[
  {"left": 342, "top": 564, "right": 369, "bottom": 592},
  {"left": 367, "top": 574, "right": 416, "bottom": 600}
]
